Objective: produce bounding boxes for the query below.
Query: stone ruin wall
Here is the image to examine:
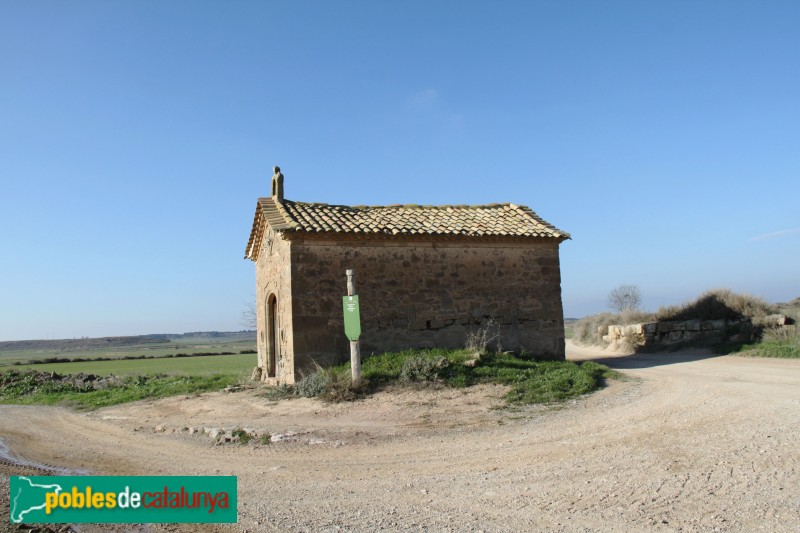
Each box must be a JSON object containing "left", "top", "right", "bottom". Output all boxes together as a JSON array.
[
  {"left": 288, "top": 236, "right": 567, "bottom": 370},
  {"left": 603, "top": 314, "right": 795, "bottom": 349}
]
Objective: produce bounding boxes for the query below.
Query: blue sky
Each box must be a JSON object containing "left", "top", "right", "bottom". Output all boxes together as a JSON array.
[{"left": 1, "top": 1, "right": 798, "bottom": 340}]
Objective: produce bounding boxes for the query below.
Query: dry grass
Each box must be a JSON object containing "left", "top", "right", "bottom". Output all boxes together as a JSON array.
[
  {"left": 572, "top": 313, "right": 621, "bottom": 346},
  {"left": 465, "top": 318, "right": 502, "bottom": 355},
  {"left": 321, "top": 370, "right": 367, "bottom": 402},
  {"left": 655, "top": 289, "right": 777, "bottom": 322},
  {"left": 573, "top": 289, "right": 780, "bottom": 347},
  {"left": 779, "top": 296, "right": 800, "bottom": 308},
  {"left": 572, "top": 311, "right": 658, "bottom": 346}
]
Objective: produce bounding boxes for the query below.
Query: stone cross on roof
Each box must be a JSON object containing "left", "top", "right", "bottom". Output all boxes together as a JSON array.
[{"left": 271, "top": 166, "right": 284, "bottom": 202}]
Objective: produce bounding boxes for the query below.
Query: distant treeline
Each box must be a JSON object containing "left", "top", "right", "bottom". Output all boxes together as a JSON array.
[{"left": 12, "top": 349, "right": 257, "bottom": 366}]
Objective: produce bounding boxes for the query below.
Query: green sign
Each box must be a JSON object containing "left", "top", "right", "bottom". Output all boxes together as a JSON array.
[
  {"left": 342, "top": 295, "right": 361, "bottom": 341},
  {"left": 9, "top": 476, "right": 237, "bottom": 524}
]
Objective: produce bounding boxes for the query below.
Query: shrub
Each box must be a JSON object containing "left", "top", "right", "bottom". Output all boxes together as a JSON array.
[
  {"left": 762, "top": 325, "right": 799, "bottom": 344},
  {"left": 655, "top": 289, "right": 777, "bottom": 322},
  {"left": 572, "top": 312, "right": 620, "bottom": 345},
  {"left": 295, "top": 369, "right": 329, "bottom": 398},
  {"left": 737, "top": 335, "right": 800, "bottom": 359},
  {"left": 399, "top": 355, "right": 449, "bottom": 383},
  {"left": 621, "top": 331, "right": 645, "bottom": 351},
  {"left": 321, "top": 370, "right": 366, "bottom": 402},
  {"left": 232, "top": 427, "right": 252, "bottom": 444},
  {"left": 358, "top": 348, "right": 471, "bottom": 386},
  {"left": 293, "top": 366, "right": 368, "bottom": 402},
  {"left": 754, "top": 342, "right": 800, "bottom": 358},
  {"left": 754, "top": 317, "right": 799, "bottom": 358},
  {"left": 619, "top": 309, "right": 655, "bottom": 324},
  {"left": 465, "top": 318, "right": 502, "bottom": 354}
]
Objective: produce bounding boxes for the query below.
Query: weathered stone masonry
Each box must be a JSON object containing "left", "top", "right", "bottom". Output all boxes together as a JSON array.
[
  {"left": 603, "top": 314, "right": 795, "bottom": 350},
  {"left": 290, "top": 236, "right": 566, "bottom": 368},
  {"left": 254, "top": 225, "right": 293, "bottom": 382},
  {"left": 245, "top": 167, "right": 570, "bottom": 384}
]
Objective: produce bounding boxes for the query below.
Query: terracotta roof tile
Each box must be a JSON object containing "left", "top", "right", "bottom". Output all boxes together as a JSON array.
[{"left": 245, "top": 197, "right": 570, "bottom": 260}]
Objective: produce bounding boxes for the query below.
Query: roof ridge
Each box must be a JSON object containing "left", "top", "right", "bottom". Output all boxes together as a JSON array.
[
  {"left": 245, "top": 197, "right": 569, "bottom": 261},
  {"left": 282, "top": 198, "right": 517, "bottom": 210}
]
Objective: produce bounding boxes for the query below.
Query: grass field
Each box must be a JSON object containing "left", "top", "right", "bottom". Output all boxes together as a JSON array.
[
  {"left": 0, "top": 371, "right": 242, "bottom": 409},
  {"left": 1, "top": 350, "right": 258, "bottom": 408},
  {"left": 564, "top": 318, "right": 577, "bottom": 339},
  {"left": 0, "top": 336, "right": 256, "bottom": 367},
  {"left": 8, "top": 353, "right": 257, "bottom": 377}
]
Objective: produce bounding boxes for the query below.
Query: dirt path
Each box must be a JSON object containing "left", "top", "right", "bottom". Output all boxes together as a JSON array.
[{"left": 2, "top": 342, "right": 799, "bottom": 531}]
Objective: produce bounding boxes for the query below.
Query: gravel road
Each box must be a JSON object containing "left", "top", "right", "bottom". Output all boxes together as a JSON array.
[{"left": 2, "top": 341, "right": 799, "bottom": 531}]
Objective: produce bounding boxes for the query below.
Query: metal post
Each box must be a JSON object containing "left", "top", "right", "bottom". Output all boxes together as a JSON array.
[{"left": 346, "top": 269, "right": 362, "bottom": 382}]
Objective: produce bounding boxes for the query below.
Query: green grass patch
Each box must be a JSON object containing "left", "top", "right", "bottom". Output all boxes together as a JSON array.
[
  {"left": 0, "top": 338, "right": 256, "bottom": 367},
  {"left": 286, "top": 349, "right": 616, "bottom": 405},
  {"left": 9, "top": 353, "right": 256, "bottom": 376},
  {"left": 733, "top": 340, "right": 800, "bottom": 359},
  {"left": 357, "top": 348, "right": 474, "bottom": 386},
  {"left": 0, "top": 371, "right": 237, "bottom": 409},
  {"left": 232, "top": 428, "right": 253, "bottom": 444}
]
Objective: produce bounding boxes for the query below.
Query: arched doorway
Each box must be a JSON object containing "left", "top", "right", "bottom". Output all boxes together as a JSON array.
[{"left": 265, "top": 294, "right": 279, "bottom": 378}]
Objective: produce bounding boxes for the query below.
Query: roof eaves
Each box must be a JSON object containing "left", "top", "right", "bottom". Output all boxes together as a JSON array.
[
  {"left": 513, "top": 204, "right": 571, "bottom": 240},
  {"left": 244, "top": 203, "right": 265, "bottom": 261},
  {"left": 244, "top": 197, "right": 303, "bottom": 261},
  {"left": 250, "top": 198, "right": 571, "bottom": 242}
]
